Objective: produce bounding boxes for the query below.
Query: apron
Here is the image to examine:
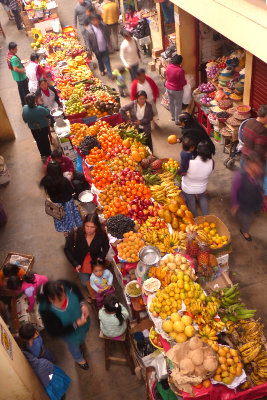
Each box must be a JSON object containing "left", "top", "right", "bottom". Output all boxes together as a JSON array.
[
  {"left": 41, "top": 88, "right": 58, "bottom": 111},
  {"left": 26, "top": 62, "right": 39, "bottom": 92}
]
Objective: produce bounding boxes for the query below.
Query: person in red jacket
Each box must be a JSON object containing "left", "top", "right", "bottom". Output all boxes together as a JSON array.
[
  {"left": 165, "top": 54, "right": 186, "bottom": 125},
  {"left": 131, "top": 68, "right": 159, "bottom": 116}
]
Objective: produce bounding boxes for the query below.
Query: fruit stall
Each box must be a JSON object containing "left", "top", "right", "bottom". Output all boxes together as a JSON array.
[{"left": 33, "top": 32, "right": 267, "bottom": 400}]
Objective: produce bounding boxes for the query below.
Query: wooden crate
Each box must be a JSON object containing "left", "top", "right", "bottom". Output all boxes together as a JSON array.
[{"left": 0, "top": 252, "right": 34, "bottom": 273}]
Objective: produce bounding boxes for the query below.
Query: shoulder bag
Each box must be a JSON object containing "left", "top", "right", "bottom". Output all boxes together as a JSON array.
[{"left": 45, "top": 199, "right": 65, "bottom": 220}]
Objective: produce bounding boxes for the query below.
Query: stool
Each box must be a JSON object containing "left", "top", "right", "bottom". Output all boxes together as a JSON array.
[
  {"left": 99, "top": 330, "right": 134, "bottom": 374},
  {"left": 222, "top": 135, "right": 238, "bottom": 155}
]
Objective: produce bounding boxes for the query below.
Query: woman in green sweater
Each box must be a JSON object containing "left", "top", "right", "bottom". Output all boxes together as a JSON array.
[
  {"left": 99, "top": 293, "right": 129, "bottom": 338},
  {"left": 22, "top": 93, "right": 51, "bottom": 162}
]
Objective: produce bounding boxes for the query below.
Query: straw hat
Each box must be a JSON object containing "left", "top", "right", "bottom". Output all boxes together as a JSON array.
[{"left": 234, "top": 111, "right": 251, "bottom": 121}]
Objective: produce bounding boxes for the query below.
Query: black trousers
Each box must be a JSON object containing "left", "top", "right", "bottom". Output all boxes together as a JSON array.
[
  {"left": 11, "top": 8, "right": 22, "bottom": 30},
  {"left": 17, "top": 79, "right": 29, "bottom": 106},
  {"left": 31, "top": 126, "right": 51, "bottom": 157},
  {"left": 72, "top": 171, "right": 90, "bottom": 196}
]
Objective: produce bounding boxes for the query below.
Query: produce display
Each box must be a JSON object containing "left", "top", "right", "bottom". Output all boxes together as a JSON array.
[
  {"left": 117, "top": 231, "right": 145, "bottom": 262},
  {"left": 79, "top": 135, "right": 101, "bottom": 156},
  {"left": 162, "top": 313, "right": 196, "bottom": 343},
  {"left": 210, "top": 344, "right": 243, "bottom": 385},
  {"left": 162, "top": 158, "right": 179, "bottom": 174},
  {"left": 106, "top": 214, "right": 135, "bottom": 239}
]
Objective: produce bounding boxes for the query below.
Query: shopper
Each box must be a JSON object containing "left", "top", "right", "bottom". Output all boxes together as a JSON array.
[
  {"left": 178, "top": 112, "right": 216, "bottom": 155},
  {"left": 64, "top": 213, "right": 110, "bottom": 298},
  {"left": 112, "top": 66, "right": 129, "bottom": 97},
  {"left": 0, "top": 0, "right": 14, "bottom": 20},
  {"left": 26, "top": 53, "right": 45, "bottom": 93},
  {"left": 40, "top": 161, "right": 82, "bottom": 234},
  {"left": 231, "top": 152, "right": 264, "bottom": 241},
  {"left": 84, "top": 15, "right": 112, "bottom": 78},
  {"left": 182, "top": 141, "right": 214, "bottom": 217},
  {"left": 22, "top": 93, "right": 51, "bottom": 162},
  {"left": 120, "top": 29, "right": 140, "bottom": 81},
  {"left": 131, "top": 68, "right": 159, "bottom": 115},
  {"left": 7, "top": 0, "right": 23, "bottom": 30},
  {"left": 19, "top": 323, "right": 54, "bottom": 362},
  {"left": 7, "top": 42, "right": 29, "bottom": 106},
  {"left": 73, "top": 0, "right": 87, "bottom": 43},
  {"left": 178, "top": 137, "right": 195, "bottom": 175},
  {"left": 102, "top": 0, "right": 120, "bottom": 52},
  {"left": 85, "top": 4, "right": 97, "bottom": 19},
  {"left": 36, "top": 78, "right": 61, "bottom": 129},
  {"left": 7, "top": 273, "right": 48, "bottom": 312},
  {"left": 241, "top": 104, "right": 267, "bottom": 164},
  {"left": 120, "top": 90, "right": 154, "bottom": 151},
  {"left": 90, "top": 260, "right": 115, "bottom": 309},
  {"left": 165, "top": 54, "right": 186, "bottom": 125},
  {"left": 37, "top": 280, "right": 90, "bottom": 370},
  {"left": 23, "top": 350, "right": 71, "bottom": 399},
  {"left": 46, "top": 149, "right": 90, "bottom": 197},
  {"left": 99, "top": 293, "right": 129, "bottom": 338}
]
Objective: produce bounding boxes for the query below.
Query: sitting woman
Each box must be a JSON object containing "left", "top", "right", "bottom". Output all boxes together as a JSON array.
[
  {"left": 178, "top": 112, "right": 215, "bottom": 156},
  {"left": 119, "top": 90, "right": 154, "bottom": 151},
  {"left": 64, "top": 213, "right": 110, "bottom": 301},
  {"left": 99, "top": 293, "right": 129, "bottom": 338},
  {"left": 181, "top": 141, "right": 214, "bottom": 217},
  {"left": 40, "top": 161, "right": 82, "bottom": 235},
  {"left": 89, "top": 260, "right": 115, "bottom": 309}
]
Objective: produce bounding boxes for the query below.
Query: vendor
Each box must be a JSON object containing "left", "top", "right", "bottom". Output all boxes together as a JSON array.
[
  {"left": 178, "top": 112, "right": 216, "bottom": 156},
  {"left": 119, "top": 90, "right": 154, "bottom": 151},
  {"left": 35, "top": 78, "right": 61, "bottom": 129},
  {"left": 46, "top": 149, "right": 90, "bottom": 197},
  {"left": 130, "top": 68, "right": 159, "bottom": 116}
]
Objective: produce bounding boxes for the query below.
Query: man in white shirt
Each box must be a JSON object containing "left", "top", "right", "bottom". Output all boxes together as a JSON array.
[{"left": 120, "top": 30, "right": 140, "bottom": 81}]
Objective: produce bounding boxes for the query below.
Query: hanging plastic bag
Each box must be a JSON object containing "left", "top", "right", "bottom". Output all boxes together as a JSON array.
[{"left": 182, "top": 84, "right": 192, "bottom": 105}]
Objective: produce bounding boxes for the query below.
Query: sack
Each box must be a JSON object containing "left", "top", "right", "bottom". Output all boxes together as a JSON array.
[
  {"left": 45, "top": 199, "right": 65, "bottom": 220},
  {"left": 182, "top": 84, "right": 192, "bottom": 105}
]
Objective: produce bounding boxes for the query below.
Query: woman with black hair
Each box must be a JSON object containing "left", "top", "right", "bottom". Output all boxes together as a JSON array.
[
  {"left": 119, "top": 90, "right": 154, "bottom": 151},
  {"left": 99, "top": 293, "right": 129, "bottom": 338},
  {"left": 22, "top": 93, "right": 51, "bottom": 162},
  {"left": 37, "top": 280, "right": 90, "bottom": 370},
  {"left": 0, "top": 263, "right": 26, "bottom": 287},
  {"left": 7, "top": 272, "right": 48, "bottom": 312},
  {"left": 165, "top": 53, "right": 186, "bottom": 125},
  {"left": 40, "top": 161, "right": 82, "bottom": 234},
  {"left": 181, "top": 141, "right": 214, "bottom": 217},
  {"left": 64, "top": 213, "right": 109, "bottom": 297},
  {"left": 178, "top": 112, "right": 216, "bottom": 155}
]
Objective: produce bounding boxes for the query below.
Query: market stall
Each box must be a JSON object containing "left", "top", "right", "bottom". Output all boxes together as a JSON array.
[{"left": 26, "top": 30, "right": 267, "bottom": 400}]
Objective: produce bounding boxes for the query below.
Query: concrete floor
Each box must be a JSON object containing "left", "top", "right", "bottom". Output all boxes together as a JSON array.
[{"left": 0, "top": 2, "right": 267, "bottom": 399}]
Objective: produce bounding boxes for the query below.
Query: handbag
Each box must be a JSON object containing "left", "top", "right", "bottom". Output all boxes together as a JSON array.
[{"left": 45, "top": 199, "right": 65, "bottom": 220}]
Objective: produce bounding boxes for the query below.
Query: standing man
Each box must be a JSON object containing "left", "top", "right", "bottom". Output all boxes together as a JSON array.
[
  {"left": 84, "top": 15, "right": 112, "bottom": 78},
  {"left": 102, "top": 0, "right": 120, "bottom": 52},
  {"left": 7, "top": 42, "right": 29, "bottom": 106},
  {"left": 74, "top": 0, "right": 87, "bottom": 43},
  {"left": 7, "top": 0, "right": 23, "bottom": 30},
  {"left": 120, "top": 30, "right": 140, "bottom": 81},
  {"left": 130, "top": 68, "right": 159, "bottom": 115}
]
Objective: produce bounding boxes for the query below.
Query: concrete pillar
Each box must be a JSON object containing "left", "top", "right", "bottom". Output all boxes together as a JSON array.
[
  {"left": 0, "top": 97, "right": 16, "bottom": 142},
  {"left": 243, "top": 51, "right": 253, "bottom": 105}
]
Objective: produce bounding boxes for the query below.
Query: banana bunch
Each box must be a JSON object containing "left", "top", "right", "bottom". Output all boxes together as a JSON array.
[
  {"left": 239, "top": 319, "right": 264, "bottom": 343},
  {"left": 238, "top": 341, "right": 262, "bottom": 364},
  {"left": 189, "top": 299, "right": 204, "bottom": 315},
  {"left": 198, "top": 325, "right": 218, "bottom": 341},
  {"left": 172, "top": 230, "right": 186, "bottom": 249},
  {"left": 140, "top": 227, "right": 175, "bottom": 255},
  {"left": 169, "top": 231, "right": 181, "bottom": 248},
  {"left": 150, "top": 184, "right": 167, "bottom": 203},
  {"left": 150, "top": 172, "right": 180, "bottom": 204},
  {"left": 251, "top": 349, "right": 267, "bottom": 384},
  {"left": 196, "top": 229, "right": 209, "bottom": 243},
  {"left": 156, "top": 235, "right": 175, "bottom": 255}
]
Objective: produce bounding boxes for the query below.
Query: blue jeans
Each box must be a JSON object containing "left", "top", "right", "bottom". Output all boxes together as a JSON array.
[
  {"left": 129, "top": 63, "right": 139, "bottom": 81},
  {"left": 79, "top": 271, "right": 90, "bottom": 288},
  {"left": 96, "top": 50, "right": 112, "bottom": 77},
  {"left": 64, "top": 337, "right": 84, "bottom": 362}
]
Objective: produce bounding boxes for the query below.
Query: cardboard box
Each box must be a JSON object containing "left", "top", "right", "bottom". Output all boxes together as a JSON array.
[
  {"left": 152, "top": 48, "right": 163, "bottom": 58},
  {"left": 160, "top": 67, "right": 166, "bottom": 79},
  {"left": 148, "top": 62, "right": 156, "bottom": 72}
]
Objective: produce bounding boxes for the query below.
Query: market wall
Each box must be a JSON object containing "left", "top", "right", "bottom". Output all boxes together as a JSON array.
[
  {"left": 170, "top": 0, "right": 267, "bottom": 64},
  {"left": 0, "top": 98, "right": 16, "bottom": 141},
  {"left": 0, "top": 316, "right": 49, "bottom": 400}
]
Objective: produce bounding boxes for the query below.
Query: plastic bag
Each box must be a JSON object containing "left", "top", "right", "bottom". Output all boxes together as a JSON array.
[{"left": 182, "top": 84, "right": 192, "bottom": 105}]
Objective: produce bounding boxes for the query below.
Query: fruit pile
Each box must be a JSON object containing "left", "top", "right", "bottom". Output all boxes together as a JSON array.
[
  {"left": 158, "top": 198, "right": 194, "bottom": 231},
  {"left": 97, "top": 131, "right": 123, "bottom": 152},
  {"left": 142, "top": 172, "right": 161, "bottom": 187},
  {"left": 79, "top": 135, "right": 101, "bottom": 156},
  {"left": 98, "top": 183, "right": 123, "bottom": 206},
  {"left": 118, "top": 123, "right": 147, "bottom": 145},
  {"left": 85, "top": 147, "right": 106, "bottom": 165},
  {"left": 150, "top": 172, "right": 181, "bottom": 204},
  {"left": 149, "top": 327, "right": 163, "bottom": 348},
  {"left": 117, "top": 231, "right": 145, "bottom": 262},
  {"left": 103, "top": 197, "right": 128, "bottom": 219},
  {"left": 149, "top": 276, "right": 204, "bottom": 319},
  {"left": 114, "top": 168, "right": 144, "bottom": 186},
  {"left": 139, "top": 218, "right": 175, "bottom": 255},
  {"left": 90, "top": 161, "right": 112, "bottom": 190},
  {"left": 65, "top": 94, "right": 85, "bottom": 115},
  {"left": 106, "top": 145, "right": 131, "bottom": 160},
  {"left": 70, "top": 123, "right": 100, "bottom": 147},
  {"left": 162, "top": 313, "right": 196, "bottom": 343},
  {"left": 121, "top": 181, "right": 151, "bottom": 202},
  {"left": 109, "top": 155, "right": 138, "bottom": 173},
  {"left": 197, "top": 221, "right": 229, "bottom": 249},
  {"left": 127, "top": 197, "right": 159, "bottom": 224},
  {"left": 106, "top": 214, "right": 135, "bottom": 239},
  {"left": 209, "top": 344, "right": 243, "bottom": 385},
  {"left": 162, "top": 158, "right": 179, "bottom": 174}
]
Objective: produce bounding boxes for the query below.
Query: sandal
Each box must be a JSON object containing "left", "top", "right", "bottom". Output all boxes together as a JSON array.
[
  {"left": 240, "top": 230, "right": 252, "bottom": 241},
  {"left": 76, "top": 361, "right": 89, "bottom": 370}
]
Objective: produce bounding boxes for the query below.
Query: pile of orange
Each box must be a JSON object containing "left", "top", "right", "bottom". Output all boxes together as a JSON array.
[
  {"left": 97, "top": 131, "right": 123, "bottom": 152},
  {"left": 91, "top": 161, "right": 112, "bottom": 190},
  {"left": 85, "top": 147, "right": 106, "bottom": 165},
  {"left": 109, "top": 155, "right": 138, "bottom": 173},
  {"left": 57, "top": 81, "right": 73, "bottom": 99},
  {"left": 117, "top": 231, "right": 145, "bottom": 262},
  {"left": 122, "top": 180, "right": 151, "bottom": 201},
  {"left": 103, "top": 197, "right": 128, "bottom": 219},
  {"left": 98, "top": 183, "right": 123, "bottom": 206},
  {"left": 94, "top": 90, "right": 116, "bottom": 104},
  {"left": 70, "top": 121, "right": 108, "bottom": 147}
]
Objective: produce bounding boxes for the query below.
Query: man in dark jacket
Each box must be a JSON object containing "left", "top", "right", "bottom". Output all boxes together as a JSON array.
[{"left": 84, "top": 14, "right": 112, "bottom": 78}]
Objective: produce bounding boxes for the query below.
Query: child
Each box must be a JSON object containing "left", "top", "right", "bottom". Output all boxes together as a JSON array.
[
  {"left": 90, "top": 261, "right": 115, "bottom": 309},
  {"left": 112, "top": 67, "right": 129, "bottom": 97},
  {"left": 179, "top": 137, "right": 195, "bottom": 175},
  {"left": 99, "top": 293, "right": 129, "bottom": 338},
  {"left": 0, "top": 263, "right": 26, "bottom": 287},
  {"left": 7, "top": 273, "right": 48, "bottom": 312},
  {"left": 19, "top": 323, "right": 54, "bottom": 362}
]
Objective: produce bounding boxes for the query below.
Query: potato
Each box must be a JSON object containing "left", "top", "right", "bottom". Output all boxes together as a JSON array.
[
  {"left": 189, "top": 349, "right": 204, "bottom": 366},
  {"left": 180, "top": 358, "right": 195, "bottom": 375},
  {"left": 203, "top": 356, "right": 218, "bottom": 372}
]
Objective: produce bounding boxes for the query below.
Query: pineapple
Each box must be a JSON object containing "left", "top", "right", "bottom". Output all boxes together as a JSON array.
[
  {"left": 186, "top": 230, "right": 199, "bottom": 258},
  {"left": 197, "top": 242, "right": 210, "bottom": 266}
]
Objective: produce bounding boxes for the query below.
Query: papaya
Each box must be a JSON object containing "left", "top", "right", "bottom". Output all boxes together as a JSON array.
[
  {"left": 171, "top": 217, "right": 179, "bottom": 230},
  {"left": 168, "top": 200, "right": 179, "bottom": 213},
  {"left": 158, "top": 208, "right": 165, "bottom": 219},
  {"left": 163, "top": 210, "right": 172, "bottom": 224}
]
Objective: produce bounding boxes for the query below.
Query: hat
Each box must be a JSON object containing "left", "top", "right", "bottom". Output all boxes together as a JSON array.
[{"left": 233, "top": 111, "right": 251, "bottom": 121}]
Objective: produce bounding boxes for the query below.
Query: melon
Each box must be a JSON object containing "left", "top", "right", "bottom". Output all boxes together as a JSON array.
[
  {"left": 168, "top": 135, "right": 177, "bottom": 144},
  {"left": 162, "top": 320, "right": 173, "bottom": 333}
]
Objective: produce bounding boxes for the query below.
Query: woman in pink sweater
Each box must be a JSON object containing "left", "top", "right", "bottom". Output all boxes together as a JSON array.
[{"left": 7, "top": 273, "right": 48, "bottom": 312}]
